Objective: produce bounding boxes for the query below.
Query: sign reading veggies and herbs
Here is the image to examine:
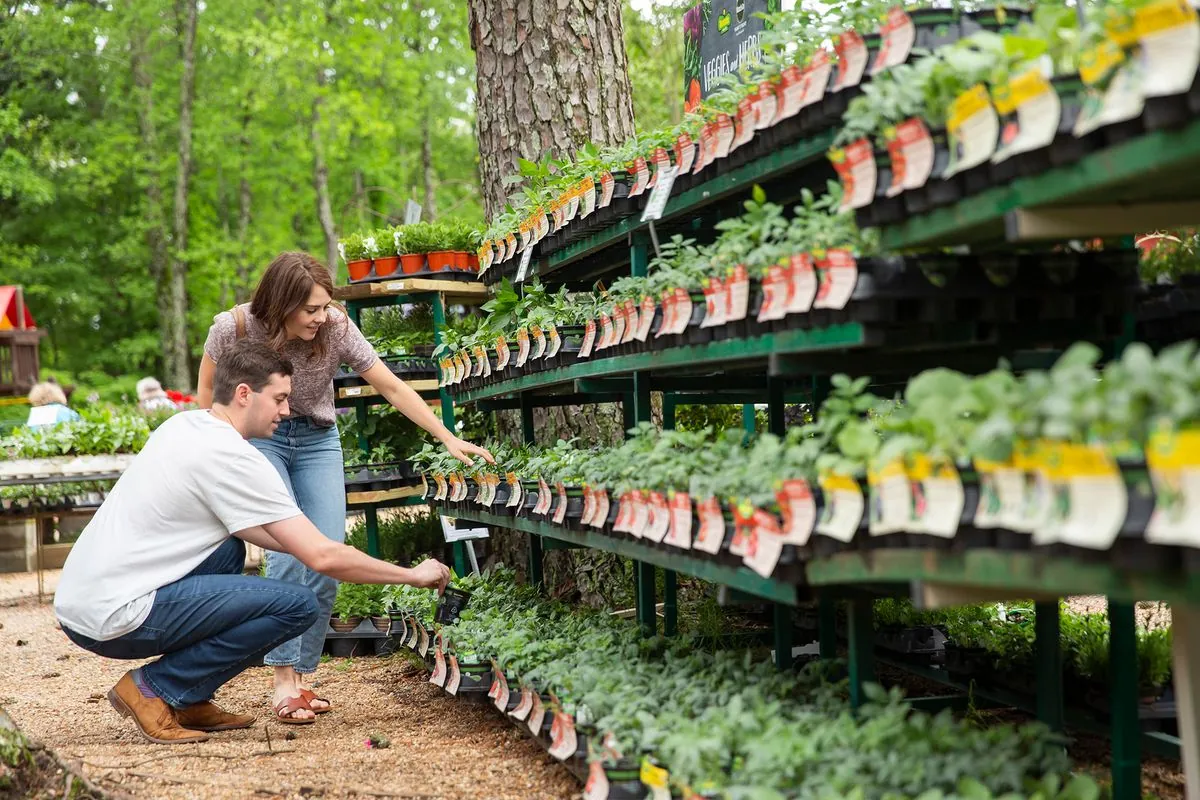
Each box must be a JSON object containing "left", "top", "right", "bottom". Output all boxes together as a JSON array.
[{"left": 683, "top": 0, "right": 781, "bottom": 112}]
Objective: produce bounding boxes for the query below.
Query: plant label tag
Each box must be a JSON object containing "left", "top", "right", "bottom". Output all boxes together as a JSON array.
[
  {"left": 636, "top": 296, "right": 656, "bottom": 341},
  {"left": 1146, "top": 429, "right": 1200, "bottom": 546},
  {"left": 549, "top": 713, "right": 577, "bottom": 761},
  {"left": 434, "top": 473, "right": 448, "bottom": 501},
  {"left": 729, "top": 501, "right": 755, "bottom": 556},
  {"left": 447, "top": 473, "right": 461, "bottom": 502},
  {"left": 725, "top": 265, "right": 750, "bottom": 322},
  {"left": 833, "top": 29, "right": 868, "bottom": 91},
  {"left": 599, "top": 172, "right": 615, "bottom": 208},
  {"left": 566, "top": 191, "right": 581, "bottom": 222},
  {"left": 802, "top": 49, "right": 834, "bottom": 108},
  {"left": 496, "top": 336, "right": 511, "bottom": 371},
  {"left": 733, "top": 98, "right": 757, "bottom": 150},
  {"left": 528, "top": 693, "right": 545, "bottom": 736},
  {"left": 437, "top": 359, "right": 450, "bottom": 387},
  {"left": 621, "top": 300, "right": 639, "bottom": 344},
  {"left": 645, "top": 148, "right": 669, "bottom": 191},
  {"left": 579, "top": 319, "right": 597, "bottom": 359},
  {"left": 814, "top": 249, "right": 858, "bottom": 310},
  {"left": 430, "top": 645, "right": 447, "bottom": 687},
  {"left": 694, "top": 496, "right": 726, "bottom": 555},
  {"left": 656, "top": 290, "right": 676, "bottom": 338},
  {"left": 830, "top": 138, "right": 876, "bottom": 211},
  {"left": 612, "top": 307, "right": 627, "bottom": 346},
  {"left": 640, "top": 760, "right": 671, "bottom": 800},
  {"left": 909, "top": 456, "right": 965, "bottom": 537},
  {"left": 581, "top": 485, "right": 595, "bottom": 526},
  {"left": 868, "top": 461, "right": 910, "bottom": 536},
  {"left": 645, "top": 492, "right": 671, "bottom": 542},
  {"left": 786, "top": 253, "right": 818, "bottom": 315},
  {"left": 479, "top": 243, "right": 493, "bottom": 275},
  {"left": 991, "top": 69, "right": 1059, "bottom": 165},
  {"left": 714, "top": 114, "right": 735, "bottom": 159},
  {"left": 515, "top": 245, "right": 534, "bottom": 284},
  {"left": 492, "top": 665, "right": 510, "bottom": 712},
  {"left": 613, "top": 493, "right": 630, "bottom": 533},
  {"left": 1045, "top": 444, "right": 1128, "bottom": 550},
  {"left": 885, "top": 118, "right": 935, "bottom": 195},
  {"left": 871, "top": 7, "right": 915, "bottom": 75},
  {"left": 535, "top": 478, "right": 553, "bottom": 516},
  {"left": 816, "top": 473, "right": 864, "bottom": 543},
  {"left": 515, "top": 327, "right": 530, "bottom": 367},
  {"left": 676, "top": 134, "right": 696, "bottom": 173},
  {"left": 531, "top": 325, "right": 547, "bottom": 360},
  {"left": 420, "top": 473, "right": 430, "bottom": 500},
  {"left": 405, "top": 617, "right": 419, "bottom": 650},
  {"left": 757, "top": 263, "right": 790, "bottom": 322},
  {"left": 509, "top": 687, "right": 534, "bottom": 721},
  {"left": 418, "top": 625, "right": 430, "bottom": 657},
  {"left": 667, "top": 492, "right": 693, "bottom": 549},
  {"left": 546, "top": 325, "right": 562, "bottom": 358},
  {"left": 598, "top": 313, "right": 613, "bottom": 350},
  {"left": 553, "top": 482, "right": 569, "bottom": 524},
  {"left": 1137, "top": 1, "right": 1200, "bottom": 98},
  {"left": 584, "top": 762, "right": 610, "bottom": 800},
  {"left": 1019, "top": 446, "right": 1055, "bottom": 538},
  {"left": 745, "top": 508, "right": 786, "bottom": 578},
  {"left": 1078, "top": 59, "right": 1146, "bottom": 137},
  {"left": 472, "top": 346, "right": 487, "bottom": 377},
  {"left": 972, "top": 460, "right": 1003, "bottom": 529},
  {"left": 777, "top": 479, "right": 816, "bottom": 545},
  {"left": 458, "top": 350, "right": 471, "bottom": 383},
  {"left": 778, "top": 64, "right": 805, "bottom": 119},
  {"left": 518, "top": 223, "right": 531, "bottom": 254},
  {"left": 628, "top": 157, "right": 650, "bottom": 197},
  {"left": 630, "top": 490, "right": 650, "bottom": 538},
  {"left": 503, "top": 233, "right": 517, "bottom": 262},
  {"left": 755, "top": 81, "right": 778, "bottom": 129},
  {"left": 701, "top": 277, "right": 725, "bottom": 328},
  {"left": 594, "top": 488, "right": 611, "bottom": 529},
  {"left": 506, "top": 473, "right": 523, "bottom": 508},
  {"left": 446, "top": 655, "right": 461, "bottom": 696},
  {"left": 642, "top": 165, "right": 679, "bottom": 223},
  {"left": 671, "top": 288, "right": 693, "bottom": 334},
  {"left": 944, "top": 84, "right": 1000, "bottom": 177},
  {"left": 695, "top": 123, "right": 714, "bottom": 174}
]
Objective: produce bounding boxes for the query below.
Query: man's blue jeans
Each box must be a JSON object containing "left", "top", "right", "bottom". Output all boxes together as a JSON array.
[
  {"left": 62, "top": 537, "right": 319, "bottom": 708},
  {"left": 251, "top": 417, "right": 346, "bottom": 674}
]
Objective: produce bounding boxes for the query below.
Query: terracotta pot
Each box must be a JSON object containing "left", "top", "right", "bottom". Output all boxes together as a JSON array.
[
  {"left": 453, "top": 251, "right": 469, "bottom": 270},
  {"left": 373, "top": 255, "right": 400, "bottom": 277},
  {"left": 400, "top": 254, "right": 426, "bottom": 274},
  {"left": 329, "top": 615, "right": 362, "bottom": 633},
  {"left": 468, "top": 253, "right": 480, "bottom": 271},
  {"left": 346, "top": 259, "right": 372, "bottom": 281},
  {"left": 427, "top": 251, "right": 455, "bottom": 272}
]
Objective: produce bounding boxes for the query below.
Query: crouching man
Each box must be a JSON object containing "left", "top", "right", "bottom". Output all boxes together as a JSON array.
[{"left": 54, "top": 340, "right": 449, "bottom": 744}]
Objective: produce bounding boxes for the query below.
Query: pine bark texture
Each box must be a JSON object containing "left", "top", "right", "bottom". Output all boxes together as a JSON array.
[
  {"left": 167, "top": 0, "right": 198, "bottom": 391},
  {"left": 469, "top": 0, "right": 637, "bottom": 218}
]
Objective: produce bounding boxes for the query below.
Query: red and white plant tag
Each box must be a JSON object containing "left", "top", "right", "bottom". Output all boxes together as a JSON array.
[
  {"left": 581, "top": 177, "right": 597, "bottom": 218},
  {"left": 646, "top": 148, "right": 670, "bottom": 190},
  {"left": 732, "top": 98, "right": 756, "bottom": 149},
  {"left": 594, "top": 488, "right": 611, "bottom": 528},
  {"left": 833, "top": 29, "right": 869, "bottom": 91},
  {"left": 531, "top": 325, "right": 547, "bottom": 360},
  {"left": 405, "top": 616, "right": 419, "bottom": 649},
  {"left": 744, "top": 508, "right": 786, "bottom": 577},
  {"left": 509, "top": 687, "right": 534, "bottom": 721},
  {"left": 546, "top": 325, "right": 562, "bottom": 359},
  {"left": 675, "top": 133, "right": 697, "bottom": 173},
  {"left": 516, "top": 327, "right": 531, "bottom": 367},
  {"left": 621, "top": 299, "right": 639, "bottom": 344},
  {"left": 802, "top": 49, "right": 834, "bottom": 108},
  {"left": 433, "top": 473, "right": 448, "bottom": 501},
  {"left": 714, "top": 114, "right": 735, "bottom": 159},
  {"left": 495, "top": 335, "right": 511, "bottom": 370},
  {"left": 701, "top": 277, "right": 726, "bottom": 328},
  {"left": 446, "top": 655, "right": 461, "bottom": 696},
  {"left": 553, "top": 482, "right": 569, "bottom": 524},
  {"left": 725, "top": 265, "right": 750, "bottom": 322},
  {"left": 636, "top": 296, "right": 656, "bottom": 341},
  {"left": 814, "top": 249, "right": 859, "bottom": 310},
  {"left": 629, "top": 157, "right": 650, "bottom": 197},
  {"left": 694, "top": 496, "right": 726, "bottom": 555},
  {"left": 614, "top": 493, "right": 633, "bottom": 533},
  {"left": 584, "top": 762, "right": 610, "bottom": 800},
  {"left": 695, "top": 124, "right": 714, "bottom": 174},
  {"left": 886, "top": 118, "right": 935, "bottom": 194},
  {"left": 506, "top": 473, "right": 523, "bottom": 508},
  {"left": 729, "top": 502, "right": 754, "bottom": 557},
  {"left": 657, "top": 290, "right": 676, "bottom": 338},
  {"left": 671, "top": 288, "right": 693, "bottom": 334},
  {"left": 418, "top": 625, "right": 430, "bottom": 657},
  {"left": 599, "top": 313, "right": 614, "bottom": 350},
  {"left": 630, "top": 490, "right": 651, "bottom": 538},
  {"left": 871, "top": 7, "right": 916, "bottom": 75},
  {"left": 549, "top": 713, "right": 578, "bottom": 761},
  {"left": 645, "top": 492, "right": 671, "bottom": 542},
  {"left": 757, "top": 263, "right": 791, "bottom": 322},
  {"left": 535, "top": 478, "right": 553, "bottom": 516},
  {"left": 777, "top": 65, "right": 806, "bottom": 119},
  {"left": 755, "top": 81, "right": 778, "bottom": 129},
  {"left": 579, "top": 319, "right": 597, "bottom": 359},
  {"left": 667, "top": 492, "right": 694, "bottom": 549},
  {"left": 472, "top": 346, "right": 487, "bottom": 377},
  {"left": 830, "top": 138, "right": 877, "bottom": 211},
  {"left": 430, "top": 643, "right": 447, "bottom": 686},
  {"left": 581, "top": 485, "right": 596, "bottom": 526},
  {"left": 599, "top": 172, "right": 616, "bottom": 208},
  {"left": 490, "top": 662, "right": 510, "bottom": 712},
  {"left": 528, "top": 692, "right": 546, "bottom": 736},
  {"left": 778, "top": 479, "right": 817, "bottom": 545}
]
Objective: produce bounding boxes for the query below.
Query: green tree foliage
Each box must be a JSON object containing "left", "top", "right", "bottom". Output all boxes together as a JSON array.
[{"left": 623, "top": 0, "right": 691, "bottom": 132}]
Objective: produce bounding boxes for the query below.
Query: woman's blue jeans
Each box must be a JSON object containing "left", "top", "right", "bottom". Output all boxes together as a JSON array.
[{"left": 252, "top": 417, "right": 346, "bottom": 674}]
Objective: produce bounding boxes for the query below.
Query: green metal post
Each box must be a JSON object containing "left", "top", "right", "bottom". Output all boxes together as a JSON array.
[
  {"left": 631, "top": 233, "right": 650, "bottom": 278},
  {"left": 453, "top": 539, "right": 468, "bottom": 576},
  {"left": 819, "top": 594, "right": 838, "bottom": 659},
  {"left": 742, "top": 403, "right": 756, "bottom": 438},
  {"left": 847, "top": 598, "right": 876, "bottom": 710},
  {"left": 528, "top": 535, "right": 544, "bottom": 587},
  {"left": 662, "top": 393, "right": 676, "bottom": 431},
  {"left": 633, "top": 372, "right": 652, "bottom": 426},
  {"left": 773, "top": 603, "right": 794, "bottom": 670},
  {"left": 1109, "top": 600, "right": 1141, "bottom": 800},
  {"left": 365, "top": 505, "right": 380, "bottom": 558},
  {"left": 664, "top": 569, "right": 678, "bottom": 636},
  {"left": 767, "top": 377, "right": 786, "bottom": 436},
  {"left": 635, "top": 561, "right": 657, "bottom": 637},
  {"left": 1035, "top": 600, "right": 1064, "bottom": 733},
  {"left": 519, "top": 392, "right": 536, "bottom": 446},
  {"left": 346, "top": 301, "right": 362, "bottom": 327},
  {"left": 622, "top": 394, "right": 635, "bottom": 439}
]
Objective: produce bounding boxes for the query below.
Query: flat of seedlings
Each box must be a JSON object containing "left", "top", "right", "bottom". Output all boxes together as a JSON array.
[{"left": 0, "top": 588, "right": 578, "bottom": 800}]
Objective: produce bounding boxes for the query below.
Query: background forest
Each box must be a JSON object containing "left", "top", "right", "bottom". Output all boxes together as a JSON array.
[{"left": 0, "top": 0, "right": 687, "bottom": 397}]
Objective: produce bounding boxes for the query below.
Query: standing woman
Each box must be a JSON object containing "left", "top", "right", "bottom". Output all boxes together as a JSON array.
[{"left": 198, "top": 252, "right": 492, "bottom": 723}]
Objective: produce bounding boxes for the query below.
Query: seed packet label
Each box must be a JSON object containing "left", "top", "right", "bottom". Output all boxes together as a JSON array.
[
  {"left": 546, "top": 325, "right": 562, "bottom": 359},
  {"left": 549, "top": 713, "right": 577, "bottom": 761},
  {"left": 833, "top": 29, "right": 869, "bottom": 91},
  {"left": 884, "top": 118, "right": 935, "bottom": 196},
  {"left": 506, "top": 474, "right": 523, "bottom": 508},
  {"left": 714, "top": 114, "right": 735, "bottom": 159},
  {"left": 566, "top": 192, "right": 581, "bottom": 223},
  {"left": 641, "top": 760, "right": 671, "bottom": 800},
  {"left": 830, "top": 138, "right": 876, "bottom": 211},
  {"left": 446, "top": 655, "right": 461, "bottom": 696},
  {"left": 816, "top": 474, "right": 864, "bottom": 543},
  {"left": 667, "top": 492, "right": 693, "bottom": 549},
  {"left": 535, "top": 478, "right": 553, "bottom": 516},
  {"left": 553, "top": 482, "right": 569, "bottom": 524},
  {"left": 430, "top": 645, "right": 447, "bottom": 686},
  {"left": 509, "top": 687, "right": 534, "bottom": 721},
  {"left": 909, "top": 456, "right": 964, "bottom": 538},
  {"left": 595, "top": 489, "right": 611, "bottom": 529},
  {"left": 579, "top": 319, "right": 597, "bottom": 359},
  {"left": 869, "top": 461, "right": 911, "bottom": 536},
  {"left": 611, "top": 306, "right": 628, "bottom": 346},
  {"left": 991, "top": 69, "right": 1059, "bottom": 164},
  {"left": 528, "top": 693, "right": 545, "bottom": 736},
  {"left": 744, "top": 508, "right": 785, "bottom": 578},
  {"left": 676, "top": 134, "right": 697, "bottom": 173},
  {"left": 581, "top": 178, "right": 598, "bottom": 218},
  {"left": 1146, "top": 430, "right": 1200, "bottom": 546},
  {"left": 814, "top": 249, "right": 858, "bottom": 310},
  {"left": 434, "top": 473, "right": 448, "bottom": 501},
  {"left": 584, "top": 762, "right": 610, "bottom": 800},
  {"left": 701, "top": 277, "right": 726, "bottom": 328},
  {"left": 694, "top": 496, "right": 726, "bottom": 555},
  {"left": 437, "top": 359, "right": 450, "bottom": 387},
  {"left": 697, "top": 123, "right": 716, "bottom": 173},
  {"left": 538, "top": 210, "right": 551, "bottom": 241},
  {"left": 757, "top": 264, "right": 790, "bottom": 322},
  {"left": 725, "top": 265, "right": 750, "bottom": 322},
  {"left": 516, "top": 327, "right": 531, "bottom": 367},
  {"left": 1138, "top": 0, "right": 1200, "bottom": 97},
  {"left": 491, "top": 664, "right": 509, "bottom": 712},
  {"left": 944, "top": 85, "right": 999, "bottom": 177},
  {"left": 871, "top": 7, "right": 916, "bottom": 75},
  {"left": 599, "top": 172, "right": 615, "bottom": 208},
  {"left": 777, "top": 479, "right": 816, "bottom": 545},
  {"left": 495, "top": 335, "right": 511, "bottom": 370},
  {"left": 787, "top": 254, "right": 818, "bottom": 314},
  {"left": 418, "top": 625, "right": 430, "bottom": 658},
  {"left": 479, "top": 244, "right": 493, "bottom": 274},
  {"left": 635, "top": 296, "right": 656, "bottom": 341},
  {"left": 458, "top": 350, "right": 471, "bottom": 383},
  {"left": 1041, "top": 443, "right": 1127, "bottom": 550}
]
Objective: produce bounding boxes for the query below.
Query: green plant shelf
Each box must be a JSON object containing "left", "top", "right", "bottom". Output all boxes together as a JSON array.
[
  {"left": 457, "top": 323, "right": 868, "bottom": 404},
  {"left": 878, "top": 118, "right": 1200, "bottom": 250},
  {"left": 806, "top": 549, "right": 1200, "bottom": 608},
  {"left": 446, "top": 507, "right": 798, "bottom": 605}
]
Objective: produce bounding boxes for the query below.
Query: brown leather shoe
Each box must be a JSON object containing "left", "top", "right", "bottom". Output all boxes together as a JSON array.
[
  {"left": 107, "top": 672, "right": 209, "bottom": 745},
  {"left": 175, "top": 701, "right": 255, "bottom": 731}
]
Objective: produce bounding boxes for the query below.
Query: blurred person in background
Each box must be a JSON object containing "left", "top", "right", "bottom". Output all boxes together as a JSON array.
[
  {"left": 137, "top": 377, "right": 180, "bottom": 413},
  {"left": 26, "top": 380, "right": 81, "bottom": 427}
]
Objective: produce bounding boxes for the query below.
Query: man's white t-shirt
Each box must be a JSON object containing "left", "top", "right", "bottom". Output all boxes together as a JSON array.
[{"left": 54, "top": 411, "right": 302, "bottom": 641}]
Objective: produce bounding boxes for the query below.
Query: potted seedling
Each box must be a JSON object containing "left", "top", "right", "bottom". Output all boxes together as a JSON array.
[
  {"left": 330, "top": 582, "right": 376, "bottom": 632},
  {"left": 342, "top": 233, "right": 372, "bottom": 282},
  {"left": 421, "top": 222, "right": 456, "bottom": 272},
  {"left": 403, "top": 222, "right": 441, "bottom": 272},
  {"left": 372, "top": 226, "right": 400, "bottom": 278}
]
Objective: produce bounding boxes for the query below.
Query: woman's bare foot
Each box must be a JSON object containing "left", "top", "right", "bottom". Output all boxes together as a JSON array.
[{"left": 272, "top": 666, "right": 316, "bottom": 721}]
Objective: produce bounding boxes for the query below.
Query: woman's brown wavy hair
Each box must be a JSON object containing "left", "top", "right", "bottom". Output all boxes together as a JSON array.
[{"left": 249, "top": 252, "right": 345, "bottom": 361}]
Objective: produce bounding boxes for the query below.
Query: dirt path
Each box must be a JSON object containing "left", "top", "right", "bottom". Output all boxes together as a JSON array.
[{"left": 0, "top": 575, "right": 578, "bottom": 800}]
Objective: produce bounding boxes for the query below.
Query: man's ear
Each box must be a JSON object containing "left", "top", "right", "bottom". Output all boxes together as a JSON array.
[{"left": 234, "top": 382, "right": 254, "bottom": 405}]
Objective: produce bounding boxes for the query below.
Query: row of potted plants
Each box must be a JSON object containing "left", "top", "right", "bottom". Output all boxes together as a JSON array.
[
  {"left": 415, "top": 339, "right": 1200, "bottom": 578},
  {"left": 0, "top": 480, "right": 115, "bottom": 514},
  {"left": 1, "top": 409, "right": 151, "bottom": 460},
  {"left": 339, "top": 220, "right": 482, "bottom": 282},
  {"left": 391, "top": 566, "right": 1087, "bottom": 799}
]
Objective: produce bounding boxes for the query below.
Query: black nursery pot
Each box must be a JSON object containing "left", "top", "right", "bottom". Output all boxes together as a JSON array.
[
  {"left": 919, "top": 128, "right": 961, "bottom": 210},
  {"left": 435, "top": 587, "right": 472, "bottom": 625},
  {"left": 910, "top": 8, "right": 961, "bottom": 52}
]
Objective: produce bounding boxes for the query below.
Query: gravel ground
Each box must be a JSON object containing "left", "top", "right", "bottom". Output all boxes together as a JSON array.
[{"left": 0, "top": 574, "right": 578, "bottom": 800}]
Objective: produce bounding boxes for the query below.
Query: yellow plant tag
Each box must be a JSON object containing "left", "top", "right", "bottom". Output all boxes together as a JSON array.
[
  {"left": 947, "top": 84, "right": 991, "bottom": 131},
  {"left": 1136, "top": 0, "right": 1198, "bottom": 37},
  {"left": 1080, "top": 39, "right": 1126, "bottom": 86},
  {"left": 993, "top": 68, "right": 1053, "bottom": 115},
  {"left": 640, "top": 760, "right": 669, "bottom": 789}
]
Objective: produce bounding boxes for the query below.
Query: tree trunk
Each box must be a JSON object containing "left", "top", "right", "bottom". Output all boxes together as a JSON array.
[
  {"left": 470, "top": 0, "right": 638, "bottom": 601},
  {"left": 311, "top": 66, "right": 339, "bottom": 274},
  {"left": 469, "top": 0, "right": 637, "bottom": 218},
  {"left": 131, "top": 31, "right": 172, "bottom": 385},
  {"left": 421, "top": 112, "right": 438, "bottom": 221},
  {"left": 165, "top": 0, "right": 198, "bottom": 391}
]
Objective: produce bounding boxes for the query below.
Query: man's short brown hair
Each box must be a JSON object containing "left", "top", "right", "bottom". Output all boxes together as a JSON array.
[{"left": 212, "top": 341, "right": 294, "bottom": 405}]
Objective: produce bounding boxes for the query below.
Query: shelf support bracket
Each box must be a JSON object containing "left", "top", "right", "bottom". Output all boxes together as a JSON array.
[
  {"left": 819, "top": 593, "right": 838, "bottom": 660},
  {"left": 635, "top": 561, "right": 657, "bottom": 637},
  {"left": 1035, "top": 600, "right": 1064, "bottom": 733},
  {"left": 528, "top": 534, "right": 544, "bottom": 588},
  {"left": 519, "top": 392, "right": 536, "bottom": 446},
  {"left": 663, "top": 569, "right": 678, "bottom": 636},
  {"left": 364, "top": 505, "right": 380, "bottom": 559},
  {"left": 1109, "top": 600, "right": 1141, "bottom": 800},
  {"left": 847, "top": 597, "right": 875, "bottom": 710}
]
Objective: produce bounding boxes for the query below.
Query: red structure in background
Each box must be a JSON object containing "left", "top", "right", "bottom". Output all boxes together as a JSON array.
[{"left": 0, "top": 286, "right": 45, "bottom": 397}]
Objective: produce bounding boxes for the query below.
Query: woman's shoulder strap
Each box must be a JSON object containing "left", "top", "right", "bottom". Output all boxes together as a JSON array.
[{"left": 233, "top": 305, "right": 247, "bottom": 340}]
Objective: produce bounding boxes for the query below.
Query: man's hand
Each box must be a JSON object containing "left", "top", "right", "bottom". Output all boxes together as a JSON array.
[
  {"left": 409, "top": 559, "right": 451, "bottom": 595},
  {"left": 443, "top": 435, "right": 495, "bottom": 466}
]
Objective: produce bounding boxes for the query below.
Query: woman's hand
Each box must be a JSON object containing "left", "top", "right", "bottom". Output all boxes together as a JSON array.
[{"left": 442, "top": 436, "right": 495, "bottom": 466}]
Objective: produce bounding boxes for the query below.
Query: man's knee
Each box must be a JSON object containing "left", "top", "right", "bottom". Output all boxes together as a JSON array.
[{"left": 285, "top": 588, "right": 320, "bottom": 630}]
